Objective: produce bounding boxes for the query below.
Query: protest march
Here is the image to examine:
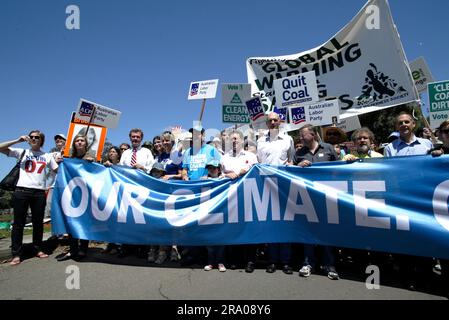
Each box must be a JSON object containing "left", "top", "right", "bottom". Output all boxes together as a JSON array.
[{"left": 1, "top": 0, "right": 449, "bottom": 297}]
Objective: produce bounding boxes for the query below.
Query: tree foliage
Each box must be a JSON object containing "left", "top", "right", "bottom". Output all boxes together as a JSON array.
[{"left": 0, "top": 189, "right": 13, "bottom": 209}]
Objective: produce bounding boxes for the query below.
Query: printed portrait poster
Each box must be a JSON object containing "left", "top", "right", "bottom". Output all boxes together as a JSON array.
[{"left": 64, "top": 121, "right": 107, "bottom": 161}]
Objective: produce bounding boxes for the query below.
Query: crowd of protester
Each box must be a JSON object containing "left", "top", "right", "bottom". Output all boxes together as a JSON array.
[{"left": 1, "top": 110, "right": 449, "bottom": 297}]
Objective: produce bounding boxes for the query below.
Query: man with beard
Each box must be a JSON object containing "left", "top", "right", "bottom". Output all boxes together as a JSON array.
[{"left": 343, "top": 128, "right": 383, "bottom": 161}]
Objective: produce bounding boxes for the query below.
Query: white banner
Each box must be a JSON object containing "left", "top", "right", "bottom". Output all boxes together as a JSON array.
[{"left": 246, "top": 0, "right": 418, "bottom": 120}]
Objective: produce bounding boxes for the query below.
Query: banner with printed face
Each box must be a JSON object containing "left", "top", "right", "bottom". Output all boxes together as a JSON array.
[
  {"left": 64, "top": 112, "right": 108, "bottom": 162},
  {"left": 246, "top": 0, "right": 418, "bottom": 120},
  {"left": 52, "top": 156, "right": 449, "bottom": 259}
]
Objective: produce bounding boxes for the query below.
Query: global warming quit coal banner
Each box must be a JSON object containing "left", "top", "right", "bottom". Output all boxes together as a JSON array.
[
  {"left": 246, "top": 0, "right": 418, "bottom": 119},
  {"left": 52, "top": 156, "right": 449, "bottom": 260}
]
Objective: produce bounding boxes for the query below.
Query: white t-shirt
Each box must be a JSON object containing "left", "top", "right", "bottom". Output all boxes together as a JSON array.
[
  {"left": 257, "top": 131, "right": 295, "bottom": 165},
  {"left": 9, "top": 148, "right": 58, "bottom": 190},
  {"left": 221, "top": 150, "right": 258, "bottom": 174}
]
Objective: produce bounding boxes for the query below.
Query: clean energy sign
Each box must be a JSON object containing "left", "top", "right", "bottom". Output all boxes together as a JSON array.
[
  {"left": 428, "top": 80, "right": 449, "bottom": 128},
  {"left": 222, "top": 84, "right": 251, "bottom": 123}
]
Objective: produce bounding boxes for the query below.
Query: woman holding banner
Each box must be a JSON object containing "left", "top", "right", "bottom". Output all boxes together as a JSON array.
[{"left": 57, "top": 134, "right": 95, "bottom": 262}]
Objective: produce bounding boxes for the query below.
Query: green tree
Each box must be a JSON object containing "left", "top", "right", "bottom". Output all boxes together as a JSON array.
[
  {"left": 0, "top": 189, "right": 13, "bottom": 209},
  {"left": 358, "top": 103, "right": 426, "bottom": 144}
]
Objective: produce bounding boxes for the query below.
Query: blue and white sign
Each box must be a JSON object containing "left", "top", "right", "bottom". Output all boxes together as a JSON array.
[
  {"left": 188, "top": 79, "right": 219, "bottom": 100},
  {"left": 75, "top": 99, "right": 121, "bottom": 129},
  {"left": 245, "top": 97, "right": 267, "bottom": 130},
  {"left": 52, "top": 156, "right": 449, "bottom": 260},
  {"left": 288, "top": 106, "right": 306, "bottom": 128},
  {"left": 273, "top": 71, "right": 319, "bottom": 107}
]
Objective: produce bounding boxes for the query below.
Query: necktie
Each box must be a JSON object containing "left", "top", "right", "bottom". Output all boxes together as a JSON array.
[{"left": 131, "top": 148, "right": 137, "bottom": 166}]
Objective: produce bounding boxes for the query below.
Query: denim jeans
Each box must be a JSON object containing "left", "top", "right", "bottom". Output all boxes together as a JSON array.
[
  {"left": 303, "top": 244, "right": 335, "bottom": 269},
  {"left": 268, "top": 243, "right": 291, "bottom": 265},
  {"left": 11, "top": 187, "right": 46, "bottom": 257},
  {"left": 206, "top": 246, "right": 225, "bottom": 265}
]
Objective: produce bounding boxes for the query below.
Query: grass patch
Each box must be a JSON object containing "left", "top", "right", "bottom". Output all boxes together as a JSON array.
[{"left": 0, "top": 223, "right": 51, "bottom": 239}]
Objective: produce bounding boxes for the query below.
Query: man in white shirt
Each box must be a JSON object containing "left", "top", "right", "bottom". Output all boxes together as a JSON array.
[
  {"left": 221, "top": 130, "right": 258, "bottom": 179},
  {"left": 256, "top": 112, "right": 295, "bottom": 275},
  {"left": 221, "top": 129, "right": 259, "bottom": 272},
  {"left": 117, "top": 128, "right": 154, "bottom": 258},
  {"left": 119, "top": 128, "right": 155, "bottom": 173},
  {"left": 257, "top": 113, "right": 295, "bottom": 166}
]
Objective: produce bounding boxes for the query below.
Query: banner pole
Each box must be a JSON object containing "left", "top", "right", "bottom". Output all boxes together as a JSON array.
[
  {"left": 199, "top": 98, "right": 207, "bottom": 122},
  {"left": 415, "top": 102, "right": 437, "bottom": 145},
  {"left": 85, "top": 105, "right": 97, "bottom": 137}
]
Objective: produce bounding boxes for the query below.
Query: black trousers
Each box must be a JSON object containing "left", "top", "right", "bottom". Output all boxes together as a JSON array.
[{"left": 11, "top": 187, "right": 46, "bottom": 257}]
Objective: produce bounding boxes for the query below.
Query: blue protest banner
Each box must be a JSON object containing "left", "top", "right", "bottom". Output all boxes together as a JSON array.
[{"left": 52, "top": 156, "right": 449, "bottom": 259}]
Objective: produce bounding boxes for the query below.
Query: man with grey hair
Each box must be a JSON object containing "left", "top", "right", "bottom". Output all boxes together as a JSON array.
[{"left": 343, "top": 127, "right": 383, "bottom": 161}]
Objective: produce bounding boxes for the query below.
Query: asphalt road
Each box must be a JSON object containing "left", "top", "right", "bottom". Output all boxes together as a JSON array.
[{"left": 0, "top": 242, "right": 446, "bottom": 301}]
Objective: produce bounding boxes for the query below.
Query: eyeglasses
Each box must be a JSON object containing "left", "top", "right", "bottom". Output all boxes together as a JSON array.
[
  {"left": 29, "top": 136, "right": 41, "bottom": 140},
  {"left": 442, "top": 129, "right": 449, "bottom": 134},
  {"left": 326, "top": 132, "right": 339, "bottom": 136}
]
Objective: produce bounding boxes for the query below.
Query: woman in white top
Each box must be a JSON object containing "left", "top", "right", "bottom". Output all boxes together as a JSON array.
[{"left": 0, "top": 130, "right": 58, "bottom": 266}]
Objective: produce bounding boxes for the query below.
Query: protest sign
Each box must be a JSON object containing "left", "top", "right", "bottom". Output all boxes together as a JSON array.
[
  {"left": 245, "top": 97, "right": 267, "bottom": 130},
  {"left": 273, "top": 71, "right": 319, "bottom": 107},
  {"left": 75, "top": 99, "right": 121, "bottom": 129},
  {"left": 188, "top": 79, "right": 219, "bottom": 100},
  {"left": 304, "top": 99, "right": 340, "bottom": 126},
  {"left": 64, "top": 112, "right": 108, "bottom": 162},
  {"left": 222, "top": 84, "right": 251, "bottom": 123},
  {"left": 409, "top": 57, "right": 434, "bottom": 93},
  {"left": 428, "top": 80, "right": 449, "bottom": 128},
  {"left": 336, "top": 115, "right": 361, "bottom": 132}
]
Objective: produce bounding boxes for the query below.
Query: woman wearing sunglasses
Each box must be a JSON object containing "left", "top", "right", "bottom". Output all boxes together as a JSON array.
[{"left": 0, "top": 130, "right": 59, "bottom": 266}]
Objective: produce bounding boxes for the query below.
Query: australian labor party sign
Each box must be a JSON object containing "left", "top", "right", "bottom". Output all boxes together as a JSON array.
[
  {"left": 75, "top": 99, "right": 121, "bottom": 129},
  {"left": 188, "top": 79, "right": 219, "bottom": 100},
  {"left": 222, "top": 83, "right": 251, "bottom": 123},
  {"left": 273, "top": 71, "right": 319, "bottom": 107},
  {"left": 304, "top": 99, "right": 340, "bottom": 126}
]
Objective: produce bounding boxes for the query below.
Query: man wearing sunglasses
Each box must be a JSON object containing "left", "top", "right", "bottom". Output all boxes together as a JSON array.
[{"left": 0, "top": 130, "right": 58, "bottom": 266}]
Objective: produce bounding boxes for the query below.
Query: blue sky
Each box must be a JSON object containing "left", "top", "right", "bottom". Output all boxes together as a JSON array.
[{"left": 1, "top": 0, "right": 449, "bottom": 178}]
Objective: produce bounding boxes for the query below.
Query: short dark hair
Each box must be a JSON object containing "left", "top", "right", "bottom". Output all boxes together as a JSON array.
[
  {"left": 129, "top": 128, "right": 144, "bottom": 139},
  {"left": 29, "top": 130, "right": 45, "bottom": 147}
]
